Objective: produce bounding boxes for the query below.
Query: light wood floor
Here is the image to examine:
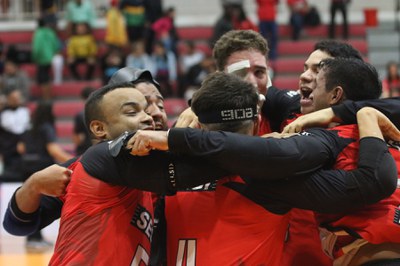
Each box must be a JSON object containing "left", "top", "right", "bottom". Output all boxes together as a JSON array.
[{"left": 0, "top": 236, "right": 53, "bottom": 266}]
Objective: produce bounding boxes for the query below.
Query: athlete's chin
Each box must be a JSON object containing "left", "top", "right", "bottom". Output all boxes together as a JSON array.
[{"left": 300, "top": 105, "right": 315, "bottom": 115}]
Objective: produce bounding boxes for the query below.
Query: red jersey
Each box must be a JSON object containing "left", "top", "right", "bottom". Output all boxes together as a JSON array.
[
  {"left": 272, "top": 113, "right": 332, "bottom": 266},
  {"left": 50, "top": 161, "right": 155, "bottom": 266},
  {"left": 165, "top": 176, "right": 289, "bottom": 266},
  {"left": 257, "top": 0, "right": 278, "bottom": 21},
  {"left": 259, "top": 115, "right": 273, "bottom": 135},
  {"left": 317, "top": 124, "right": 400, "bottom": 258}
]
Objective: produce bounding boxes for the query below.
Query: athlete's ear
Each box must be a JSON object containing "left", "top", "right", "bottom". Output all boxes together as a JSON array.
[
  {"left": 329, "top": 86, "right": 345, "bottom": 105},
  {"left": 90, "top": 120, "right": 107, "bottom": 140}
]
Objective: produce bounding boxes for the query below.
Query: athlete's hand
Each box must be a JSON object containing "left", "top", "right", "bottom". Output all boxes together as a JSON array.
[
  {"left": 29, "top": 164, "right": 72, "bottom": 197},
  {"left": 174, "top": 107, "right": 200, "bottom": 128},
  {"left": 357, "top": 107, "right": 400, "bottom": 141},
  {"left": 282, "top": 108, "right": 338, "bottom": 133},
  {"left": 127, "top": 130, "right": 169, "bottom": 156}
]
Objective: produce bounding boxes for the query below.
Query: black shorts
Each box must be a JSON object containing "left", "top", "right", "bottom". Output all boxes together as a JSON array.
[{"left": 37, "top": 65, "right": 51, "bottom": 84}]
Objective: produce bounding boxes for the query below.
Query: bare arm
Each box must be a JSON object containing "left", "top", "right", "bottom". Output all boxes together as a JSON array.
[
  {"left": 282, "top": 108, "right": 342, "bottom": 133},
  {"left": 357, "top": 107, "right": 400, "bottom": 141},
  {"left": 15, "top": 164, "right": 72, "bottom": 213}
]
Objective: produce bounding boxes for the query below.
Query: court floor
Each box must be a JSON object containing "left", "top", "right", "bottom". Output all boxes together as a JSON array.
[
  {"left": 0, "top": 236, "right": 53, "bottom": 266},
  {"left": 0, "top": 183, "right": 57, "bottom": 266}
]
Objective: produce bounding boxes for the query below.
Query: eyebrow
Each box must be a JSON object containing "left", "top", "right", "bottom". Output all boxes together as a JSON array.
[
  {"left": 120, "top": 101, "right": 141, "bottom": 110},
  {"left": 145, "top": 95, "right": 164, "bottom": 101}
]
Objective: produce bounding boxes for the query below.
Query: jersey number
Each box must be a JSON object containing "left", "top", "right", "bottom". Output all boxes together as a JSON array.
[
  {"left": 176, "top": 239, "right": 197, "bottom": 266},
  {"left": 131, "top": 245, "right": 150, "bottom": 266}
]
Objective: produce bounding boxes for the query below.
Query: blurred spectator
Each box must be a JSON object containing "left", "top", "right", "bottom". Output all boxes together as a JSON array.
[
  {"left": 100, "top": 45, "right": 125, "bottom": 85},
  {"left": 179, "top": 40, "right": 205, "bottom": 75},
  {"left": 182, "top": 55, "right": 216, "bottom": 100},
  {"left": 120, "top": 0, "right": 146, "bottom": 44},
  {"left": 73, "top": 86, "right": 94, "bottom": 155},
  {"left": 144, "top": 0, "right": 163, "bottom": 54},
  {"left": 210, "top": 3, "right": 235, "bottom": 46},
  {"left": 0, "top": 59, "right": 30, "bottom": 103},
  {"left": 0, "top": 89, "right": 30, "bottom": 173},
  {"left": 126, "top": 40, "right": 155, "bottom": 73},
  {"left": 6, "top": 45, "right": 32, "bottom": 64},
  {"left": 152, "top": 7, "right": 179, "bottom": 54},
  {"left": 382, "top": 61, "right": 400, "bottom": 98},
  {"left": 65, "top": 0, "right": 96, "bottom": 36},
  {"left": 32, "top": 18, "right": 61, "bottom": 99},
  {"left": 66, "top": 22, "right": 98, "bottom": 80},
  {"left": 152, "top": 40, "right": 177, "bottom": 97},
  {"left": 287, "top": 0, "right": 308, "bottom": 40},
  {"left": 17, "top": 100, "right": 73, "bottom": 251},
  {"left": 256, "top": 0, "right": 279, "bottom": 61},
  {"left": 34, "top": 0, "right": 59, "bottom": 31},
  {"left": 231, "top": 4, "right": 258, "bottom": 31},
  {"left": 328, "top": 0, "right": 350, "bottom": 39},
  {"left": 105, "top": 0, "right": 128, "bottom": 48}
]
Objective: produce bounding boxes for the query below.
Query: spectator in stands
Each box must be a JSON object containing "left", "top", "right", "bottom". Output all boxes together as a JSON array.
[
  {"left": 32, "top": 18, "right": 61, "bottom": 99},
  {"left": 105, "top": 0, "right": 128, "bottom": 49},
  {"left": 65, "top": 0, "right": 96, "bottom": 36},
  {"left": 18, "top": 100, "right": 73, "bottom": 252},
  {"left": 5, "top": 45, "right": 32, "bottom": 65},
  {"left": 256, "top": 0, "right": 279, "bottom": 61},
  {"left": 328, "top": 0, "right": 350, "bottom": 39},
  {"left": 0, "top": 89, "right": 30, "bottom": 174},
  {"left": 34, "top": 0, "right": 59, "bottom": 31},
  {"left": 144, "top": 0, "right": 163, "bottom": 54},
  {"left": 0, "top": 59, "right": 30, "bottom": 103},
  {"left": 152, "top": 7, "right": 179, "bottom": 55},
  {"left": 151, "top": 40, "right": 177, "bottom": 97},
  {"left": 66, "top": 22, "right": 98, "bottom": 80},
  {"left": 126, "top": 40, "right": 155, "bottom": 73},
  {"left": 382, "top": 61, "right": 400, "bottom": 98},
  {"left": 179, "top": 40, "right": 205, "bottom": 76},
  {"left": 73, "top": 86, "right": 95, "bottom": 155},
  {"left": 231, "top": 4, "right": 258, "bottom": 31},
  {"left": 100, "top": 45, "right": 126, "bottom": 85},
  {"left": 287, "top": 0, "right": 309, "bottom": 40},
  {"left": 182, "top": 55, "right": 215, "bottom": 101},
  {"left": 210, "top": 3, "right": 235, "bottom": 46},
  {"left": 120, "top": 0, "right": 146, "bottom": 44}
]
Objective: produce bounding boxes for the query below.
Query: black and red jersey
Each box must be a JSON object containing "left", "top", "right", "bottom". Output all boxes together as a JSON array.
[{"left": 50, "top": 160, "right": 155, "bottom": 266}]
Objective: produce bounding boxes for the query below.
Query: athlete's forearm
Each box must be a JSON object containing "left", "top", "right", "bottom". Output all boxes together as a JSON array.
[
  {"left": 15, "top": 177, "right": 42, "bottom": 214},
  {"left": 3, "top": 191, "right": 62, "bottom": 236},
  {"left": 251, "top": 137, "right": 397, "bottom": 214},
  {"left": 332, "top": 97, "right": 400, "bottom": 128},
  {"left": 83, "top": 141, "right": 229, "bottom": 193},
  {"left": 168, "top": 128, "right": 338, "bottom": 180}
]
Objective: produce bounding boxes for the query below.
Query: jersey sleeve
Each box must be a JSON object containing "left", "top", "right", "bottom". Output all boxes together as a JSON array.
[
  {"left": 3, "top": 191, "right": 63, "bottom": 236},
  {"left": 332, "top": 97, "right": 400, "bottom": 128},
  {"left": 263, "top": 86, "right": 301, "bottom": 132},
  {"left": 241, "top": 137, "right": 397, "bottom": 214},
  {"left": 81, "top": 140, "right": 229, "bottom": 193},
  {"left": 168, "top": 127, "right": 348, "bottom": 180}
]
